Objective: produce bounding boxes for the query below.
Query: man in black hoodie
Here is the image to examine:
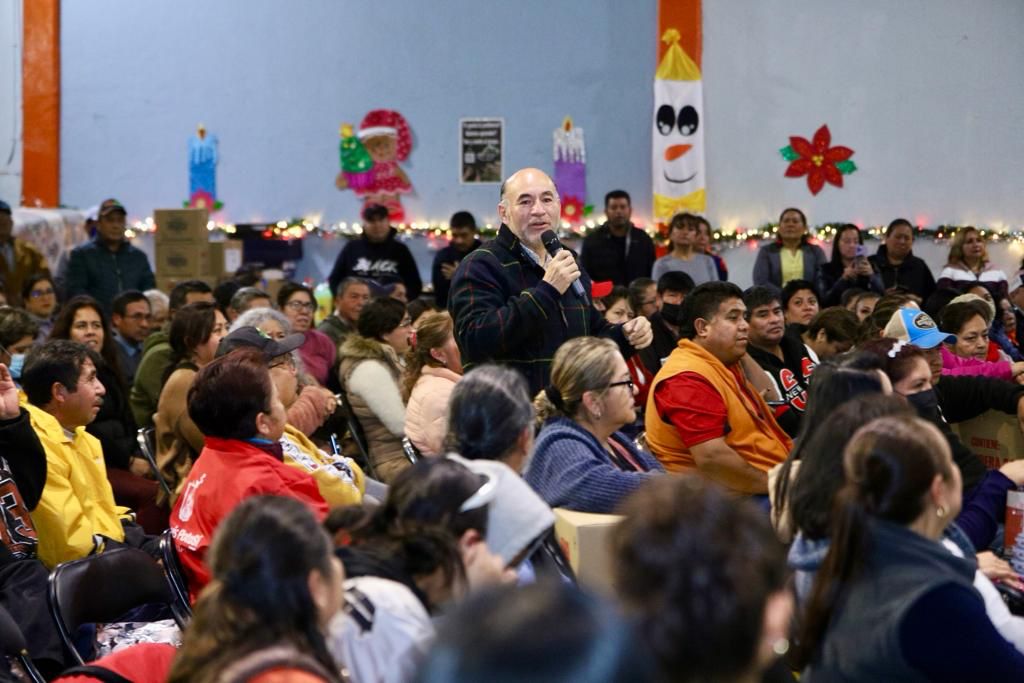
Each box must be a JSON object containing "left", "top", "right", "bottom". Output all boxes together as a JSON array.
[
  {"left": 328, "top": 204, "right": 423, "bottom": 299},
  {"left": 869, "top": 218, "right": 937, "bottom": 302}
]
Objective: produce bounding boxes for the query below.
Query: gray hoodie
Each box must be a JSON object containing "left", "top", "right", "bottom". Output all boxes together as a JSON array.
[{"left": 447, "top": 454, "right": 555, "bottom": 566}]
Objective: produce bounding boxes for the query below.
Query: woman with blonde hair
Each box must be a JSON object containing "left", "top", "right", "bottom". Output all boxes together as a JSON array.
[
  {"left": 937, "top": 226, "right": 1008, "bottom": 299},
  {"left": 403, "top": 310, "right": 463, "bottom": 457},
  {"left": 524, "top": 337, "right": 661, "bottom": 513}
]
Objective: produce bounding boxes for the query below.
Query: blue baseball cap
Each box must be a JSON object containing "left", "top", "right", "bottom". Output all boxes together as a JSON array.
[
  {"left": 883, "top": 308, "right": 956, "bottom": 348},
  {"left": 0, "top": 200, "right": 10, "bottom": 214}
]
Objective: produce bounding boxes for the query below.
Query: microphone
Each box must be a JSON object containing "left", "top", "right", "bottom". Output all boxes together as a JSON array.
[{"left": 540, "top": 230, "right": 587, "bottom": 301}]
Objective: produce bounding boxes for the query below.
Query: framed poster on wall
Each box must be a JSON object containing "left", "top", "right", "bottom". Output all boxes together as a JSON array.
[{"left": 459, "top": 118, "right": 504, "bottom": 184}]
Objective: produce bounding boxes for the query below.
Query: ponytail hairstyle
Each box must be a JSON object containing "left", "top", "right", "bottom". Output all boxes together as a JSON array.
[
  {"left": 794, "top": 415, "right": 954, "bottom": 669},
  {"left": 336, "top": 458, "right": 491, "bottom": 612},
  {"left": 445, "top": 365, "right": 533, "bottom": 462},
  {"left": 532, "top": 337, "right": 621, "bottom": 429},
  {"left": 402, "top": 310, "right": 454, "bottom": 402},
  {"left": 169, "top": 496, "right": 341, "bottom": 683},
  {"left": 771, "top": 363, "right": 888, "bottom": 535}
]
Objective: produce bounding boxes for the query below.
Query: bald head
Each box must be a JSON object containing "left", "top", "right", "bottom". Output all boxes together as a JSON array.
[{"left": 498, "top": 168, "right": 561, "bottom": 252}]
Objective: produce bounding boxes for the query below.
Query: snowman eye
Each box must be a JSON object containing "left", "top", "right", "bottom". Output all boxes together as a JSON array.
[
  {"left": 678, "top": 106, "right": 699, "bottom": 136},
  {"left": 656, "top": 105, "right": 676, "bottom": 136}
]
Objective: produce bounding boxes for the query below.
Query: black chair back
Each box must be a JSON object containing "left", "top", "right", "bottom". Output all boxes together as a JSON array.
[
  {"left": 159, "top": 529, "right": 193, "bottom": 626},
  {"left": 528, "top": 528, "right": 577, "bottom": 584},
  {"left": 337, "top": 385, "right": 375, "bottom": 478},
  {"left": 0, "top": 604, "right": 45, "bottom": 683},
  {"left": 136, "top": 427, "right": 172, "bottom": 500},
  {"left": 47, "top": 547, "right": 176, "bottom": 664}
]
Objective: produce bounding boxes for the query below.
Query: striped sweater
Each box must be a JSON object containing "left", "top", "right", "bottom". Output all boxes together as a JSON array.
[{"left": 525, "top": 417, "right": 662, "bottom": 514}]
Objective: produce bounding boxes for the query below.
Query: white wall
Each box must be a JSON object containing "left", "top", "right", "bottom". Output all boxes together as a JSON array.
[
  {"left": 0, "top": 0, "right": 22, "bottom": 205},
  {"left": 703, "top": 0, "right": 1024, "bottom": 232}
]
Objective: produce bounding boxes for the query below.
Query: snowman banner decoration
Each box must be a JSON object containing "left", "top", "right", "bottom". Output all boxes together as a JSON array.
[{"left": 652, "top": 28, "right": 705, "bottom": 221}]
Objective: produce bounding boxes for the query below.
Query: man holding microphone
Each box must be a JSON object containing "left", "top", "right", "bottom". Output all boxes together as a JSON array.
[{"left": 448, "top": 167, "right": 652, "bottom": 394}]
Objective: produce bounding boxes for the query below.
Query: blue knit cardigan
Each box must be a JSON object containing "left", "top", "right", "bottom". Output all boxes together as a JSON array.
[{"left": 525, "top": 417, "right": 663, "bottom": 514}]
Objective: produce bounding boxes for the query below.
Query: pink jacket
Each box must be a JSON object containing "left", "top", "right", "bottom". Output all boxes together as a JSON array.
[
  {"left": 940, "top": 345, "right": 1012, "bottom": 380},
  {"left": 404, "top": 366, "right": 461, "bottom": 457}
]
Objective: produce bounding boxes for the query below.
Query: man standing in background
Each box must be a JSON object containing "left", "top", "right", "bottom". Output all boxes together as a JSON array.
[
  {"left": 66, "top": 199, "right": 155, "bottom": 312},
  {"left": 431, "top": 211, "right": 481, "bottom": 308},
  {"left": 580, "top": 190, "right": 655, "bottom": 286},
  {"left": 0, "top": 200, "right": 49, "bottom": 307}
]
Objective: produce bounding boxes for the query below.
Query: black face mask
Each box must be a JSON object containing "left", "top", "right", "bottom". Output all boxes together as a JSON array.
[
  {"left": 660, "top": 303, "right": 685, "bottom": 327},
  {"left": 906, "top": 388, "right": 940, "bottom": 418}
]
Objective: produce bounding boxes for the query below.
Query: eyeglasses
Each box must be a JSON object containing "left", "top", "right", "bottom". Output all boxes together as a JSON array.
[
  {"left": 607, "top": 379, "right": 635, "bottom": 392},
  {"left": 29, "top": 288, "right": 54, "bottom": 298},
  {"left": 123, "top": 313, "right": 151, "bottom": 322},
  {"left": 285, "top": 300, "right": 316, "bottom": 312}
]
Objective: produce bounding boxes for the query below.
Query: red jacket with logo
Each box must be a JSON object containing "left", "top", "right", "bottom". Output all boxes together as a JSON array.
[{"left": 169, "top": 437, "right": 329, "bottom": 602}]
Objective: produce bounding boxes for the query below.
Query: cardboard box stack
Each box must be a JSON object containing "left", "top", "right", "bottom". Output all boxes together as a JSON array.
[{"left": 153, "top": 208, "right": 242, "bottom": 291}]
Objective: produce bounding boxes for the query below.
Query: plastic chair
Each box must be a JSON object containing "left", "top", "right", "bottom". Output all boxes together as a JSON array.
[
  {"left": 401, "top": 436, "right": 421, "bottom": 464},
  {"left": 0, "top": 603, "right": 46, "bottom": 683},
  {"left": 47, "top": 547, "right": 180, "bottom": 664},
  {"left": 136, "top": 427, "right": 172, "bottom": 500},
  {"left": 159, "top": 529, "right": 192, "bottom": 626}
]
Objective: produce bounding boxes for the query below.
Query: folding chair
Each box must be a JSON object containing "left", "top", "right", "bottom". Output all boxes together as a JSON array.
[
  {"left": 136, "top": 427, "right": 172, "bottom": 500},
  {"left": 401, "top": 436, "right": 421, "bottom": 464},
  {"left": 159, "top": 529, "right": 192, "bottom": 626},
  {"left": 336, "top": 386, "right": 376, "bottom": 479},
  {"left": 0, "top": 603, "right": 45, "bottom": 683},
  {"left": 527, "top": 528, "right": 577, "bottom": 584},
  {"left": 47, "top": 547, "right": 180, "bottom": 664}
]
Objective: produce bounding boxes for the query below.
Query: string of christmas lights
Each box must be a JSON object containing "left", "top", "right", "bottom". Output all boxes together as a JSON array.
[{"left": 126, "top": 216, "right": 1024, "bottom": 247}]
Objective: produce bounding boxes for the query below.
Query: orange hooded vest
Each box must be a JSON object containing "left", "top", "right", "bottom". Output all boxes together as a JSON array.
[{"left": 645, "top": 339, "right": 792, "bottom": 486}]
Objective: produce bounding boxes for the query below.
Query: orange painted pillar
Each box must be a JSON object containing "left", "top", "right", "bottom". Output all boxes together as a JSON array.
[
  {"left": 659, "top": 0, "right": 701, "bottom": 69},
  {"left": 21, "top": 0, "right": 60, "bottom": 207}
]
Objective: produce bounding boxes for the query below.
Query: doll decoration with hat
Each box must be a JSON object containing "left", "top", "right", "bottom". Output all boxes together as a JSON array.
[{"left": 336, "top": 109, "right": 414, "bottom": 223}]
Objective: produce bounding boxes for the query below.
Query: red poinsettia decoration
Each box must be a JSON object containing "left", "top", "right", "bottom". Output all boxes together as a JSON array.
[
  {"left": 561, "top": 195, "right": 585, "bottom": 223},
  {"left": 780, "top": 125, "right": 857, "bottom": 196}
]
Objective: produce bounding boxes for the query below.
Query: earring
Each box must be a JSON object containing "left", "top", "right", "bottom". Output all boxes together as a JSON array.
[
  {"left": 936, "top": 506, "right": 946, "bottom": 518},
  {"left": 772, "top": 638, "right": 790, "bottom": 656}
]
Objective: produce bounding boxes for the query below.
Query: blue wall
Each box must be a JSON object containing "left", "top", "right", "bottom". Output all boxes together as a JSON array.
[
  {"left": 59, "top": 0, "right": 1024, "bottom": 258},
  {"left": 61, "top": 0, "right": 657, "bottom": 226}
]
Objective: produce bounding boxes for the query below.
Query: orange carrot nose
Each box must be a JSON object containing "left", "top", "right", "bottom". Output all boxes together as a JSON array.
[{"left": 664, "top": 144, "right": 692, "bottom": 161}]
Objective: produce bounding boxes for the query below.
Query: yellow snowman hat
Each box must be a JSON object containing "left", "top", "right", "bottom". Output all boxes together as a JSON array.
[{"left": 656, "top": 28, "right": 701, "bottom": 81}]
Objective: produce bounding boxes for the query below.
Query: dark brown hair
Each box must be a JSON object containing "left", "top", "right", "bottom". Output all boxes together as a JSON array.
[
  {"left": 794, "top": 415, "right": 953, "bottom": 669},
  {"left": 187, "top": 348, "right": 273, "bottom": 440},
  {"left": 49, "top": 295, "right": 125, "bottom": 390},
  {"left": 613, "top": 476, "right": 787, "bottom": 682},
  {"left": 168, "top": 496, "right": 340, "bottom": 683}
]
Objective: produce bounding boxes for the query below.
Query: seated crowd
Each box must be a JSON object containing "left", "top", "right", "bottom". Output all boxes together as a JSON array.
[{"left": 3, "top": 189, "right": 1024, "bottom": 683}]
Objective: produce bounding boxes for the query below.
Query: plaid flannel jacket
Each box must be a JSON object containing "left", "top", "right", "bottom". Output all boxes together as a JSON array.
[{"left": 447, "top": 224, "right": 631, "bottom": 394}]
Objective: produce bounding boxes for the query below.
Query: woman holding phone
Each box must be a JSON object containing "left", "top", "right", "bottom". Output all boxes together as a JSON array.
[{"left": 816, "top": 224, "right": 884, "bottom": 307}]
